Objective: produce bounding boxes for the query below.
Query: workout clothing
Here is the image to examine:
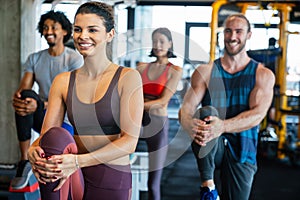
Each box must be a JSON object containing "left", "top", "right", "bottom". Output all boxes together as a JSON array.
[
  {"left": 15, "top": 48, "right": 83, "bottom": 140},
  {"left": 202, "top": 58, "right": 259, "bottom": 164},
  {"left": 81, "top": 164, "right": 131, "bottom": 200},
  {"left": 141, "top": 62, "right": 171, "bottom": 98},
  {"left": 23, "top": 47, "right": 83, "bottom": 101},
  {"left": 15, "top": 90, "right": 74, "bottom": 141},
  {"left": 191, "top": 138, "right": 257, "bottom": 200},
  {"left": 140, "top": 114, "right": 169, "bottom": 200},
  {"left": 192, "top": 58, "right": 259, "bottom": 199},
  {"left": 66, "top": 67, "right": 123, "bottom": 136},
  {"left": 40, "top": 127, "right": 132, "bottom": 200},
  {"left": 140, "top": 62, "right": 171, "bottom": 200},
  {"left": 39, "top": 127, "right": 84, "bottom": 200}
]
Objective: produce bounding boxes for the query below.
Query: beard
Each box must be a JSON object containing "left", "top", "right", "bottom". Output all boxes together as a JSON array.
[
  {"left": 47, "top": 42, "right": 55, "bottom": 47},
  {"left": 224, "top": 40, "right": 246, "bottom": 56}
]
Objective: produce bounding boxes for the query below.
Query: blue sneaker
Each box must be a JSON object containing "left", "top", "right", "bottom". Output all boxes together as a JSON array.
[{"left": 200, "top": 187, "right": 219, "bottom": 200}]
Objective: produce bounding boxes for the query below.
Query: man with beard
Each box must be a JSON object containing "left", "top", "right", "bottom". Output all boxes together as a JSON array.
[
  {"left": 11, "top": 10, "right": 83, "bottom": 190},
  {"left": 179, "top": 14, "right": 275, "bottom": 200}
]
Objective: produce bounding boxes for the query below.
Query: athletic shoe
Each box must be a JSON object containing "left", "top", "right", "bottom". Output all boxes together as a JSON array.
[
  {"left": 200, "top": 186, "right": 219, "bottom": 200},
  {"left": 10, "top": 160, "right": 33, "bottom": 190}
]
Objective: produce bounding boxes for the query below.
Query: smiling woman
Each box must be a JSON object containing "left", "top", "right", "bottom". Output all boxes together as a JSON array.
[{"left": 27, "top": 2, "right": 144, "bottom": 200}]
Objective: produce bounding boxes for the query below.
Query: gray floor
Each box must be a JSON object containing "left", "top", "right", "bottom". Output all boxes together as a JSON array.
[{"left": 138, "top": 119, "right": 300, "bottom": 200}]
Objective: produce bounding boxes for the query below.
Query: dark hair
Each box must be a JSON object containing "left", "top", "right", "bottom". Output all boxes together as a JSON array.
[
  {"left": 75, "top": 1, "right": 115, "bottom": 32},
  {"left": 269, "top": 37, "right": 276, "bottom": 47},
  {"left": 37, "top": 10, "right": 72, "bottom": 43},
  {"left": 224, "top": 13, "right": 251, "bottom": 33},
  {"left": 149, "top": 27, "right": 177, "bottom": 58}
]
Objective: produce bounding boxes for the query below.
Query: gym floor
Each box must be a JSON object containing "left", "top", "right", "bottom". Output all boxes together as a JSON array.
[
  {"left": 1, "top": 119, "right": 299, "bottom": 199},
  {"left": 138, "top": 119, "right": 300, "bottom": 200}
]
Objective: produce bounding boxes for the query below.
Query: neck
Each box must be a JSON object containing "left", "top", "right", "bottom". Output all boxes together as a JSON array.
[
  {"left": 221, "top": 53, "right": 251, "bottom": 73},
  {"left": 48, "top": 43, "right": 65, "bottom": 56},
  {"left": 82, "top": 56, "right": 112, "bottom": 77},
  {"left": 155, "top": 57, "right": 169, "bottom": 65}
]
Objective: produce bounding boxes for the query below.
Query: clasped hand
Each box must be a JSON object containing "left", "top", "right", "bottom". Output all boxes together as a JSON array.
[
  {"left": 12, "top": 96, "right": 37, "bottom": 116},
  {"left": 192, "top": 116, "right": 223, "bottom": 146},
  {"left": 28, "top": 146, "right": 78, "bottom": 191}
]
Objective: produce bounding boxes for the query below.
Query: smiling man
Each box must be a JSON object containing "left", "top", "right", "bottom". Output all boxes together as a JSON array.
[
  {"left": 179, "top": 14, "right": 275, "bottom": 200},
  {"left": 11, "top": 10, "right": 83, "bottom": 190}
]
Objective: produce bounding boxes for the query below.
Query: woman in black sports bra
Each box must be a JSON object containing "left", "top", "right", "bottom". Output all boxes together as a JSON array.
[{"left": 28, "top": 2, "right": 144, "bottom": 200}]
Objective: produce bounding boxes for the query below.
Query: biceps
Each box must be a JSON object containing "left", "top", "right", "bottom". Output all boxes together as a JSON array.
[
  {"left": 42, "top": 84, "right": 65, "bottom": 130},
  {"left": 250, "top": 86, "right": 273, "bottom": 112},
  {"left": 120, "top": 87, "right": 143, "bottom": 137}
]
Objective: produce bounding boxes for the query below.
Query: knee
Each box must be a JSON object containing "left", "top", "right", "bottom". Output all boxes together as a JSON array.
[
  {"left": 20, "top": 90, "right": 39, "bottom": 99},
  {"left": 40, "top": 127, "right": 75, "bottom": 148},
  {"left": 17, "top": 133, "right": 31, "bottom": 141}
]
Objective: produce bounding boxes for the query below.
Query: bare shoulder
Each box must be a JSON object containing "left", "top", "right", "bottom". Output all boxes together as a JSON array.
[
  {"left": 52, "top": 71, "right": 72, "bottom": 86},
  {"left": 191, "top": 61, "right": 213, "bottom": 83},
  {"left": 170, "top": 63, "right": 182, "bottom": 71},
  {"left": 120, "top": 66, "right": 142, "bottom": 82},
  {"left": 169, "top": 63, "right": 182, "bottom": 77},
  {"left": 136, "top": 62, "right": 148, "bottom": 73},
  {"left": 256, "top": 63, "right": 275, "bottom": 81}
]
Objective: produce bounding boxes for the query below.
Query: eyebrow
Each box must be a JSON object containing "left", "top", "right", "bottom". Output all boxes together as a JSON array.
[{"left": 73, "top": 25, "right": 100, "bottom": 28}]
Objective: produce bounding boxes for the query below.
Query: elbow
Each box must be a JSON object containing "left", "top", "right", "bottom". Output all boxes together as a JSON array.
[
  {"left": 178, "top": 108, "right": 182, "bottom": 123},
  {"left": 126, "top": 137, "right": 139, "bottom": 154},
  {"left": 128, "top": 141, "right": 138, "bottom": 154},
  {"left": 252, "top": 112, "right": 267, "bottom": 127}
]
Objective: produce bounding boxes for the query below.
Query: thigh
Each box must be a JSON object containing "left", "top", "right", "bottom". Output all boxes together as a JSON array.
[
  {"left": 220, "top": 147, "right": 257, "bottom": 200},
  {"left": 141, "top": 114, "right": 168, "bottom": 141},
  {"left": 145, "top": 116, "right": 169, "bottom": 151},
  {"left": 82, "top": 164, "right": 132, "bottom": 200}
]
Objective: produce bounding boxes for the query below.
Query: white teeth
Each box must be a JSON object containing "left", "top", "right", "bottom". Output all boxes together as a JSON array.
[
  {"left": 229, "top": 42, "right": 237, "bottom": 47},
  {"left": 47, "top": 35, "right": 54, "bottom": 39},
  {"left": 80, "top": 43, "right": 92, "bottom": 47}
]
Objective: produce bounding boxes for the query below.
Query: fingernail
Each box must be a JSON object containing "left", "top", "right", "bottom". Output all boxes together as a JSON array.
[
  {"left": 46, "top": 156, "right": 52, "bottom": 160},
  {"left": 41, "top": 153, "right": 45, "bottom": 158}
]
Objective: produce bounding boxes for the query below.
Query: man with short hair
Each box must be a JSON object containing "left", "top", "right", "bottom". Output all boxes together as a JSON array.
[{"left": 179, "top": 13, "right": 275, "bottom": 200}]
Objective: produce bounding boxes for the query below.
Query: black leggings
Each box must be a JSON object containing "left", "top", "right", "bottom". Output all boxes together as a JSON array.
[
  {"left": 15, "top": 89, "right": 73, "bottom": 141},
  {"left": 141, "top": 114, "right": 169, "bottom": 200},
  {"left": 15, "top": 90, "right": 45, "bottom": 141}
]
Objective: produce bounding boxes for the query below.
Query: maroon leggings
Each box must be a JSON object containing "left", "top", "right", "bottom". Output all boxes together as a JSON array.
[{"left": 39, "top": 127, "right": 132, "bottom": 200}]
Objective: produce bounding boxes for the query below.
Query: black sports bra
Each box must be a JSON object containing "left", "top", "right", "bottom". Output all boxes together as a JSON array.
[{"left": 66, "top": 67, "right": 123, "bottom": 135}]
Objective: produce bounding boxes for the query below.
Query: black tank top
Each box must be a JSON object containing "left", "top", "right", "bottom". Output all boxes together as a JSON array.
[{"left": 66, "top": 67, "right": 123, "bottom": 135}]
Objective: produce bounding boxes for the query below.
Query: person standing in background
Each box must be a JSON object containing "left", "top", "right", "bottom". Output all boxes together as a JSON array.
[
  {"left": 136, "top": 27, "right": 182, "bottom": 200},
  {"left": 11, "top": 10, "right": 83, "bottom": 190}
]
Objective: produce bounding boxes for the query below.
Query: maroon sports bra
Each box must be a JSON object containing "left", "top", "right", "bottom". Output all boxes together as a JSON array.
[{"left": 66, "top": 67, "right": 123, "bottom": 135}]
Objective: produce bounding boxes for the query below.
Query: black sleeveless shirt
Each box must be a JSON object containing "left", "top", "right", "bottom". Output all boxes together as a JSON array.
[{"left": 66, "top": 67, "right": 123, "bottom": 135}]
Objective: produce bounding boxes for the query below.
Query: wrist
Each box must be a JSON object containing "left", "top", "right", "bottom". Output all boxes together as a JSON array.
[
  {"left": 75, "top": 155, "right": 80, "bottom": 169},
  {"left": 222, "top": 120, "right": 226, "bottom": 133},
  {"left": 43, "top": 101, "right": 48, "bottom": 110}
]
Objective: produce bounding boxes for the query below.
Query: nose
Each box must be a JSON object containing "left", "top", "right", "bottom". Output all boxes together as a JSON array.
[
  {"left": 78, "top": 29, "right": 89, "bottom": 39},
  {"left": 44, "top": 27, "right": 54, "bottom": 35},
  {"left": 153, "top": 41, "right": 161, "bottom": 49},
  {"left": 228, "top": 31, "right": 239, "bottom": 41}
]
